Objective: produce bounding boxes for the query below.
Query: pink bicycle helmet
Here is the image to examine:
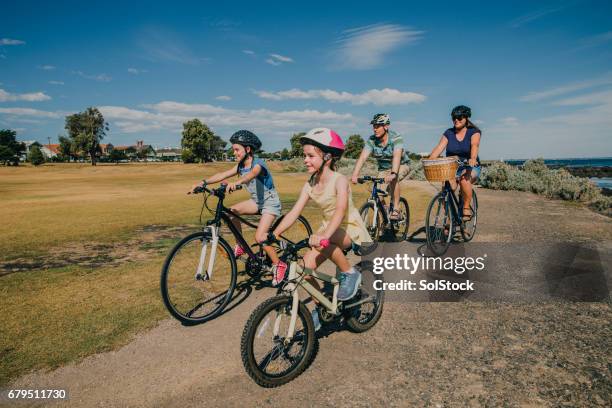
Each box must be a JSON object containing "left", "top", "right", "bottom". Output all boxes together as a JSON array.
[{"left": 299, "top": 128, "right": 345, "bottom": 158}]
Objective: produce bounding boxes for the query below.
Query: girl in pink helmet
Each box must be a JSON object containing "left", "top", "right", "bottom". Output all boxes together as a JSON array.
[{"left": 271, "top": 128, "right": 371, "bottom": 330}]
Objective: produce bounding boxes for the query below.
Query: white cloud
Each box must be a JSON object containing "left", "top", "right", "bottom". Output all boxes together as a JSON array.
[
  {"left": 99, "top": 101, "right": 356, "bottom": 135},
  {"left": 137, "top": 27, "right": 202, "bottom": 65},
  {"left": 0, "top": 108, "right": 60, "bottom": 118},
  {"left": 508, "top": 5, "right": 568, "bottom": 28},
  {"left": 73, "top": 71, "right": 112, "bottom": 82},
  {"left": 242, "top": 50, "right": 255, "bottom": 55},
  {"left": 215, "top": 95, "right": 232, "bottom": 101},
  {"left": 519, "top": 73, "right": 612, "bottom": 102},
  {"left": 127, "top": 67, "right": 148, "bottom": 74},
  {"left": 500, "top": 117, "right": 520, "bottom": 126},
  {"left": 266, "top": 53, "right": 294, "bottom": 66},
  {"left": 333, "top": 24, "right": 423, "bottom": 70},
  {"left": 254, "top": 88, "right": 426, "bottom": 106},
  {"left": 48, "top": 81, "right": 64, "bottom": 85},
  {"left": 0, "top": 88, "right": 51, "bottom": 102},
  {"left": 0, "top": 38, "right": 25, "bottom": 45},
  {"left": 39, "top": 65, "right": 55, "bottom": 70}
]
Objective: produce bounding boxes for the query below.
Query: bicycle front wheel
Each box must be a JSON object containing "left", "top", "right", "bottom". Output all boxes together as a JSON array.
[
  {"left": 391, "top": 197, "right": 410, "bottom": 242},
  {"left": 344, "top": 261, "right": 385, "bottom": 333},
  {"left": 425, "top": 193, "right": 453, "bottom": 256},
  {"left": 360, "top": 202, "right": 384, "bottom": 241},
  {"left": 161, "top": 232, "right": 237, "bottom": 325},
  {"left": 460, "top": 189, "right": 478, "bottom": 242},
  {"left": 241, "top": 295, "right": 317, "bottom": 388}
]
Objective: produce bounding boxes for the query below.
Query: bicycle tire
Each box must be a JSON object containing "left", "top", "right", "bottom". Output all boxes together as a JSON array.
[
  {"left": 344, "top": 261, "right": 385, "bottom": 333},
  {"left": 391, "top": 197, "right": 410, "bottom": 242},
  {"left": 161, "top": 231, "right": 237, "bottom": 325},
  {"left": 241, "top": 295, "right": 317, "bottom": 387},
  {"left": 272, "top": 214, "right": 312, "bottom": 244},
  {"left": 359, "top": 202, "right": 384, "bottom": 241},
  {"left": 425, "top": 193, "right": 453, "bottom": 256},
  {"left": 460, "top": 189, "right": 478, "bottom": 242}
]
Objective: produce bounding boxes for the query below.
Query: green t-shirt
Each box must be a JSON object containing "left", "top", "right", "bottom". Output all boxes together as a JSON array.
[{"left": 364, "top": 130, "right": 409, "bottom": 170}]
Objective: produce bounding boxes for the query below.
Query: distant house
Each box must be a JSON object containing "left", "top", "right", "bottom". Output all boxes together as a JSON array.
[
  {"left": 100, "top": 143, "right": 114, "bottom": 155},
  {"left": 156, "top": 147, "right": 182, "bottom": 162},
  {"left": 42, "top": 144, "right": 60, "bottom": 159}
]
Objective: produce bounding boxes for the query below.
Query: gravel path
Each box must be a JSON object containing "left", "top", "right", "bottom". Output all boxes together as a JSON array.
[{"left": 8, "top": 184, "right": 612, "bottom": 407}]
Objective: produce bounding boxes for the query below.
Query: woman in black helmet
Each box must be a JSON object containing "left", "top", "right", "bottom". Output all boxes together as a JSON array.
[
  {"left": 428, "top": 105, "right": 481, "bottom": 220},
  {"left": 190, "top": 130, "right": 287, "bottom": 285}
]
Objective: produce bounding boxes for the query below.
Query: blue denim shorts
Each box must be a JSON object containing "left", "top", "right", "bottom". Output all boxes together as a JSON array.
[
  {"left": 456, "top": 165, "right": 481, "bottom": 181},
  {"left": 257, "top": 189, "right": 282, "bottom": 217}
]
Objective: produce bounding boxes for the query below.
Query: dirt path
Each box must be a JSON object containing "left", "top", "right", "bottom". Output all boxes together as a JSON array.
[{"left": 8, "top": 184, "right": 612, "bottom": 407}]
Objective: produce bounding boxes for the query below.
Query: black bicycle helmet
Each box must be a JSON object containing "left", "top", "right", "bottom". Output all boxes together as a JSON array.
[
  {"left": 451, "top": 105, "right": 471, "bottom": 118},
  {"left": 370, "top": 113, "right": 391, "bottom": 125},
  {"left": 229, "top": 130, "right": 262, "bottom": 151}
]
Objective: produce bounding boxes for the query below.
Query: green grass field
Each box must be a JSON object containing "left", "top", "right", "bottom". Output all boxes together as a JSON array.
[{"left": 0, "top": 162, "right": 430, "bottom": 385}]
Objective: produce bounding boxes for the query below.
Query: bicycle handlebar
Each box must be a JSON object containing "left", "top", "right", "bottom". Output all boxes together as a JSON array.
[
  {"left": 190, "top": 183, "right": 243, "bottom": 195},
  {"left": 357, "top": 176, "right": 385, "bottom": 184}
]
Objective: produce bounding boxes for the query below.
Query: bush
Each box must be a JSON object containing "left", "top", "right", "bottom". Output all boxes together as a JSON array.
[
  {"left": 28, "top": 145, "right": 45, "bottom": 166},
  {"left": 481, "top": 160, "right": 609, "bottom": 216}
]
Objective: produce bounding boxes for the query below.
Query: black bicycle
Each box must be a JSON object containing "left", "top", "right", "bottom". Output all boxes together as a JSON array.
[
  {"left": 358, "top": 176, "right": 410, "bottom": 242},
  {"left": 425, "top": 161, "right": 478, "bottom": 256},
  {"left": 160, "top": 183, "right": 312, "bottom": 325}
]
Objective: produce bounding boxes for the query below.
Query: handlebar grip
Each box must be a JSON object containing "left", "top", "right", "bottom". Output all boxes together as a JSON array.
[
  {"left": 319, "top": 239, "right": 330, "bottom": 248},
  {"left": 357, "top": 178, "right": 365, "bottom": 184}
]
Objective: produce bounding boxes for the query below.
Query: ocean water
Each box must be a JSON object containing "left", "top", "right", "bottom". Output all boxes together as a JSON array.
[
  {"left": 504, "top": 158, "right": 612, "bottom": 167},
  {"left": 591, "top": 178, "right": 612, "bottom": 189}
]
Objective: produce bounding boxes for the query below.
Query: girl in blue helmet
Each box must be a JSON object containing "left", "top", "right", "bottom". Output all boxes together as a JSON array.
[{"left": 190, "top": 130, "right": 287, "bottom": 285}]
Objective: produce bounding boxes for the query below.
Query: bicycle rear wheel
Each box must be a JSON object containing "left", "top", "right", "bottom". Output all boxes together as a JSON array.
[
  {"left": 241, "top": 295, "right": 317, "bottom": 388},
  {"left": 391, "top": 197, "right": 410, "bottom": 242},
  {"left": 360, "top": 202, "right": 384, "bottom": 241},
  {"left": 344, "top": 261, "right": 385, "bottom": 333},
  {"left": 460, "top": 189, "right": 478, "bottom": 242},
  {"left": 161, "top": 232, "right": 237, "bottom": 325},
  {"left": 425, "top": 193, "right": 453, "bottom": 256}
]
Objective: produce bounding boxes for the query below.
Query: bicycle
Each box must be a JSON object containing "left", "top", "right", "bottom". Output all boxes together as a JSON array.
[
  {"left": 240, "top": 237, "right": 385, "bottom": 387},
  {"left": 357, "top": 176, "right": 410, "bottom": 242},
  {"left": 160, "top": 183, "right": 312, "bottom": 325},
  {"left": 424, "top": 159, "right": 478, "bottom": 256}
]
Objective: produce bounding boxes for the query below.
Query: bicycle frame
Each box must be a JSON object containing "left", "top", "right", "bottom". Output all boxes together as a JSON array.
[
  {"left": 441, "top": 180, "right": 464, "bottom": 227},
  {"left": 366, "top": 180, "right": 390, "bottom": 229}
]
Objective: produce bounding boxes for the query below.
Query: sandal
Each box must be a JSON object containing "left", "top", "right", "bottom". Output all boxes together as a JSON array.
[
  {"left": 462, "top": 208, "right": 473, "bottom": 221},
  {"left": 389, "top": 209, "right": 402, "bottom": 220}
]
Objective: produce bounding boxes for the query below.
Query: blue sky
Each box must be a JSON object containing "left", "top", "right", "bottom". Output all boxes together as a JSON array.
[{"left": 1, "top": 0, "right": 611, "bottom": 159}]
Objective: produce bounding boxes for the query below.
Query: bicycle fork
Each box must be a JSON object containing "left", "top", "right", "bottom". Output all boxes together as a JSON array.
[{"left": 195, "top": 225, "right": 219, "bottom": 281}]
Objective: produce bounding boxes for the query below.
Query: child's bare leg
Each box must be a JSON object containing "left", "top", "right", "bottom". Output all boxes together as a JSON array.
[
  {"left": 255, "top": 213, "right": 280, "bottom": 264},
  {"left": 229, "top": 200, "right": 258, "bottom": 236}
]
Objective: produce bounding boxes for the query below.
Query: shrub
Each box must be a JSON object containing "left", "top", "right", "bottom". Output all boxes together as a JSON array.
[
  {"left": 28, "top": 145, "right": 45, "bottom": 166},
  {"left": 481, "top": 160, "right": 609, "bottom": 216}
]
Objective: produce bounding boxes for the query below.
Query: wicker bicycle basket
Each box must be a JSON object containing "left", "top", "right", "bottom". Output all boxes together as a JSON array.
[{"left": 421, "top": 156, "right": 459, "bottom": 182}]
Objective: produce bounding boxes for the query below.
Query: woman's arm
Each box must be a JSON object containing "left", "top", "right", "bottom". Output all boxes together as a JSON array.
[
  {"left": 320, "top": 175, "right": 349, "bottom": 240},
  {"left": 351, "top": 149, "right": 372, "bottom": 184},
  {"left": 428, "top": 136, "right": 448, "bottom": 159},
  {"left": 386, "top": 148, "right": 403, "bottom": 183},
  {"left": 469, "top": 133, "right": 481, "bottom": 167},
  {"left": 272, "top": 183, "right": 310, "bottom": 237}
]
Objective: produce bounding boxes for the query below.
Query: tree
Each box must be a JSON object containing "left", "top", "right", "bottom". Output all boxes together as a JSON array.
[
  {"left": 181, "top": 119, "right": 219, "bottom": 163},
  {"left": 0, "top": 129, "right": 26, "bottom": 165},
  {"left": 181, "top": 148, "right": 197, "bottom": 163},
  {"left": 108, "top": 149, "right": 127, "bottom": 163},
  {"left": 280, "top": 148, "right": 291, "bottom": 160},
  {"left": 290, "top": 132, "right": 305, "bottom": 158},
  {"left": 65, "top": 107, "right": 108, "bottom": 166},
  {"left": 58, "top": 135, "right": 75, "bottom": 162},
  {"left": 28, "top": 144, "right": 45, "bottom": 166},
  {"left": 344, "top": 134, "right": 365, "bottom": 159}
]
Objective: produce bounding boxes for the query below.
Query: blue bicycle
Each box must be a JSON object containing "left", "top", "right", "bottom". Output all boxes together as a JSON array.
[{"left": 425, "top": 160, "right": 478, "bottom": 256}]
